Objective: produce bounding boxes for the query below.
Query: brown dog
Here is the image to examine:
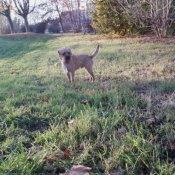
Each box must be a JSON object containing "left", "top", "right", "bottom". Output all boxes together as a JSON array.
[{"left": 58, "top": 44, "right": 101, "bottom": 83}]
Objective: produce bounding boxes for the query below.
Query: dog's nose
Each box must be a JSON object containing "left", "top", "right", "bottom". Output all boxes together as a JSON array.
[{"left": 65, "top": 55, "right": 70, "bottom": 60}]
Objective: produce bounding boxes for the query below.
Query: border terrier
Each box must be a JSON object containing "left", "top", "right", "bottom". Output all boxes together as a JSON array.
[{"left": 58, "top": 44, "right": 101, "bottom": 83}]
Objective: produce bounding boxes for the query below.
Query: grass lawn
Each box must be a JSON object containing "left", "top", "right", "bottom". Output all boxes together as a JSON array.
[{"left": 0, "top": 33, "right": 175, "bottom": 174}]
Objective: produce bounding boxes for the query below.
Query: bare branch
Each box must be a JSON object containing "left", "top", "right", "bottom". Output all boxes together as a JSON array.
[{"left": 110, "top": 0, "right": 175, "bottom": 38}]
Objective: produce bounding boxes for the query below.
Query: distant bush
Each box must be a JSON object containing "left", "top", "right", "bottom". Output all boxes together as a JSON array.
[
  {"left": 168, "top": 22, "right": 175, "bottom": 36},
  {"left": 20, "top": 25, "right": 26, "bottom": 33},
  {"left": 48, "top": 23, "right": 60, "bottom": 33},
  {"left": 29, "top": 19, "right": 61, "bottom": 34},
  {"left": 30, "top": 21, "right": 48, "bottom": 33}
]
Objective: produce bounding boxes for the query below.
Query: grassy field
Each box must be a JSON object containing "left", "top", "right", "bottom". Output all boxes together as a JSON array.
[{"left": 0, "top": 33, "right": 175, "bottom": 174}]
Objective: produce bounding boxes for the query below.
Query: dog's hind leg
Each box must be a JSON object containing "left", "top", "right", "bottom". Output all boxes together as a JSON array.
[{"left": 86, "top": 68, "right": 95, "bottom": 82}]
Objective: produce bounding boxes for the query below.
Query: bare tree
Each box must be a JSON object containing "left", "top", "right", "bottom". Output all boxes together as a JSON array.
[
  {"left": 76, "top": 0, "right": 81, "bottom": 27},
  {"left": 0, "top": 0, "right": 15, "bottom": 33},
  {"left": 62, "top": 0, "right": 84, "bottom": 31},
  {"left": 0, "top": 14, "right": 11, "bottom": 34},
  {"left": 110, "top": 0, "right": 175, "bottom": 38},
  {"left": 62, "top": 0, "right": 74, "bottom": 25},
  {"left": 39, "top": 0, "right": 65, "bottom": 32},
  {"left": 13, "top": 0, "right": 36, "bottom": 32}
]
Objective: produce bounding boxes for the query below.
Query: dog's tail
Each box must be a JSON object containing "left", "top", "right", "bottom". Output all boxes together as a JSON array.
[{"left": 90, "top": 43, "right": 101, "bottom": 59}]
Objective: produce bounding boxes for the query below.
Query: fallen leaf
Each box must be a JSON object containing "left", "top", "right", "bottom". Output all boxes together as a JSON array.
[
  {"left": 81, "top": 99, "right": 90, "bottom": 104},
  {"left": 151, "top": 70, "right": 158, "bottom": 75},
  {"left": 135, "top": 79, "right": 141, "bottom": 84},
  {"left": 43, "top": 149, "right": 64, "bottom": 162},
  {"left": 136, "top": 68, "right": 140, "bottom": 72},
  {"left": 64, "top": 148, "right": 70, "bottom": 159},
  {"left": 51, "top": 167, "right": 65, "bottom": 174},
  {"left": 27, "top": 157, "right": 33, "bottom": 162},
  {"left": 146, "top": 117, "right": 156, "bottom": 125},
  {"left": 79, "top": 144, "right": 84, "bottom": 150},
  {"left": 67, "top": 120, "right": 74, "bottom": 124},
  {"left": 118, "top": 126, "right": 126, "bottom": 133},
  {"left": 134, "top": 120, "right": 140, "bottom": 124},
  {"left": 10, "top": 71, "right": 16, "bottom": 74},
  {"left": 28, "top": 145, "right": 43, "bottom": 154},
  {"left": 87, "top": 91, "right": 93, "bottom": 96},
  {"left": 63, "top": 165, "right": 92, "bottom": 175},
  {"left": 109, "top": 169, "right": 123, "bottom": 175},
  {"left": 41, "top": 97, "right": 50, "bottom": 102}
]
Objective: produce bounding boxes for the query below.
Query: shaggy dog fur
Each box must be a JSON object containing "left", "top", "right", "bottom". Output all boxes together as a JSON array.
[{"left": 58, "top": 44, "right": 101, "bottom": 83}]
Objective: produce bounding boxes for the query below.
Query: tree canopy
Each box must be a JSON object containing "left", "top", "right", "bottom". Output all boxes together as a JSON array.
[
  {"left": 13, "top": 0, "right": 36, "bottom": 32},
  {"left": 90, "top": 0, "right": 133, "bottom": 35}
]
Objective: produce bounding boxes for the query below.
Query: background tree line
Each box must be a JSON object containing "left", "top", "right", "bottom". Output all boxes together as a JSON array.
[
  {"left": 1, "top": 0, "right": 175, "bottom": 38},
  {"left": 0, "top": 0, "right": 93, "bottom": 34}
]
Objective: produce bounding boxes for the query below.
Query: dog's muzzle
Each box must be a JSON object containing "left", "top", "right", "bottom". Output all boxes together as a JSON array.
[
  {"left": 65, "top": 55, "right": 70, "bottom": 60},
  {"left": 64, "top": 54, "right": 71, "bottom": 63}
]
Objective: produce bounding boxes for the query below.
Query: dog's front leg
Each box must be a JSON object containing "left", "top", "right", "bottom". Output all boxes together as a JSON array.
[
  {"left": 66, "top": 72, "right": 71, "bottom": 83},
  {"left": 70, "top": 72, "right": 75, "bottom": 83}
]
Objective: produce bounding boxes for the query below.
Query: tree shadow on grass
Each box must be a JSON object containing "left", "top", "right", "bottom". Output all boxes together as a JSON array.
[{"left": 0, "top": 33, "right": 61, "bottom": 60}]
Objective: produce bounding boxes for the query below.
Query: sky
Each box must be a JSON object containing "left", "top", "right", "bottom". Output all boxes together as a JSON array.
[
  {"left": 29, "top": 0, "right": 87, "bottom": 23},
  {"left": 11, "top": 0, "right": 88, "bottom": 24}
]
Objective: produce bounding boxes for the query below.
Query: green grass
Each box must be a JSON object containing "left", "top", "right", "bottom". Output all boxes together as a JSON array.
[{"left": 0, "top": 33, "right": 175, "bottom": 174}]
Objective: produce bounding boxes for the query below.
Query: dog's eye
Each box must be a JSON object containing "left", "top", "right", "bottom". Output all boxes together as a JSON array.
[
  {"left": 62, "top": 53, "right": 65, "bottom": 56},
  {"left": 67, "top": 52, "right": 70, "bottom": 54}
]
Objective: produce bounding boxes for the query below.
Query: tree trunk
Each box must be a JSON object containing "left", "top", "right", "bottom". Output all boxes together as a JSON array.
[
  {"left": 24, "top": 15, "right": 30, "bottom": 32},
  {"left": 55, "top": 5, "right": 65, "bottom": 32},
  {"left": 68, "top": 11, "right": 74, "bottom": 26},
  {"left": 3, "top": 7, "right": 15, "bottom": 34},
  {"left": 7, "top": 15, "right": 15, "bottom": 33},
  {"left": 58, "top": 13, "right": 65, "bottom": 32},
  {"left": 77, "top": 0, "right": 81, "bottom": 27}
]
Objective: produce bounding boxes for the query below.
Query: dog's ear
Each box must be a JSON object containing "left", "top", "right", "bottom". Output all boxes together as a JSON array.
[{"left": 58, "top": 50, "right": 62, "bottom": 60}]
